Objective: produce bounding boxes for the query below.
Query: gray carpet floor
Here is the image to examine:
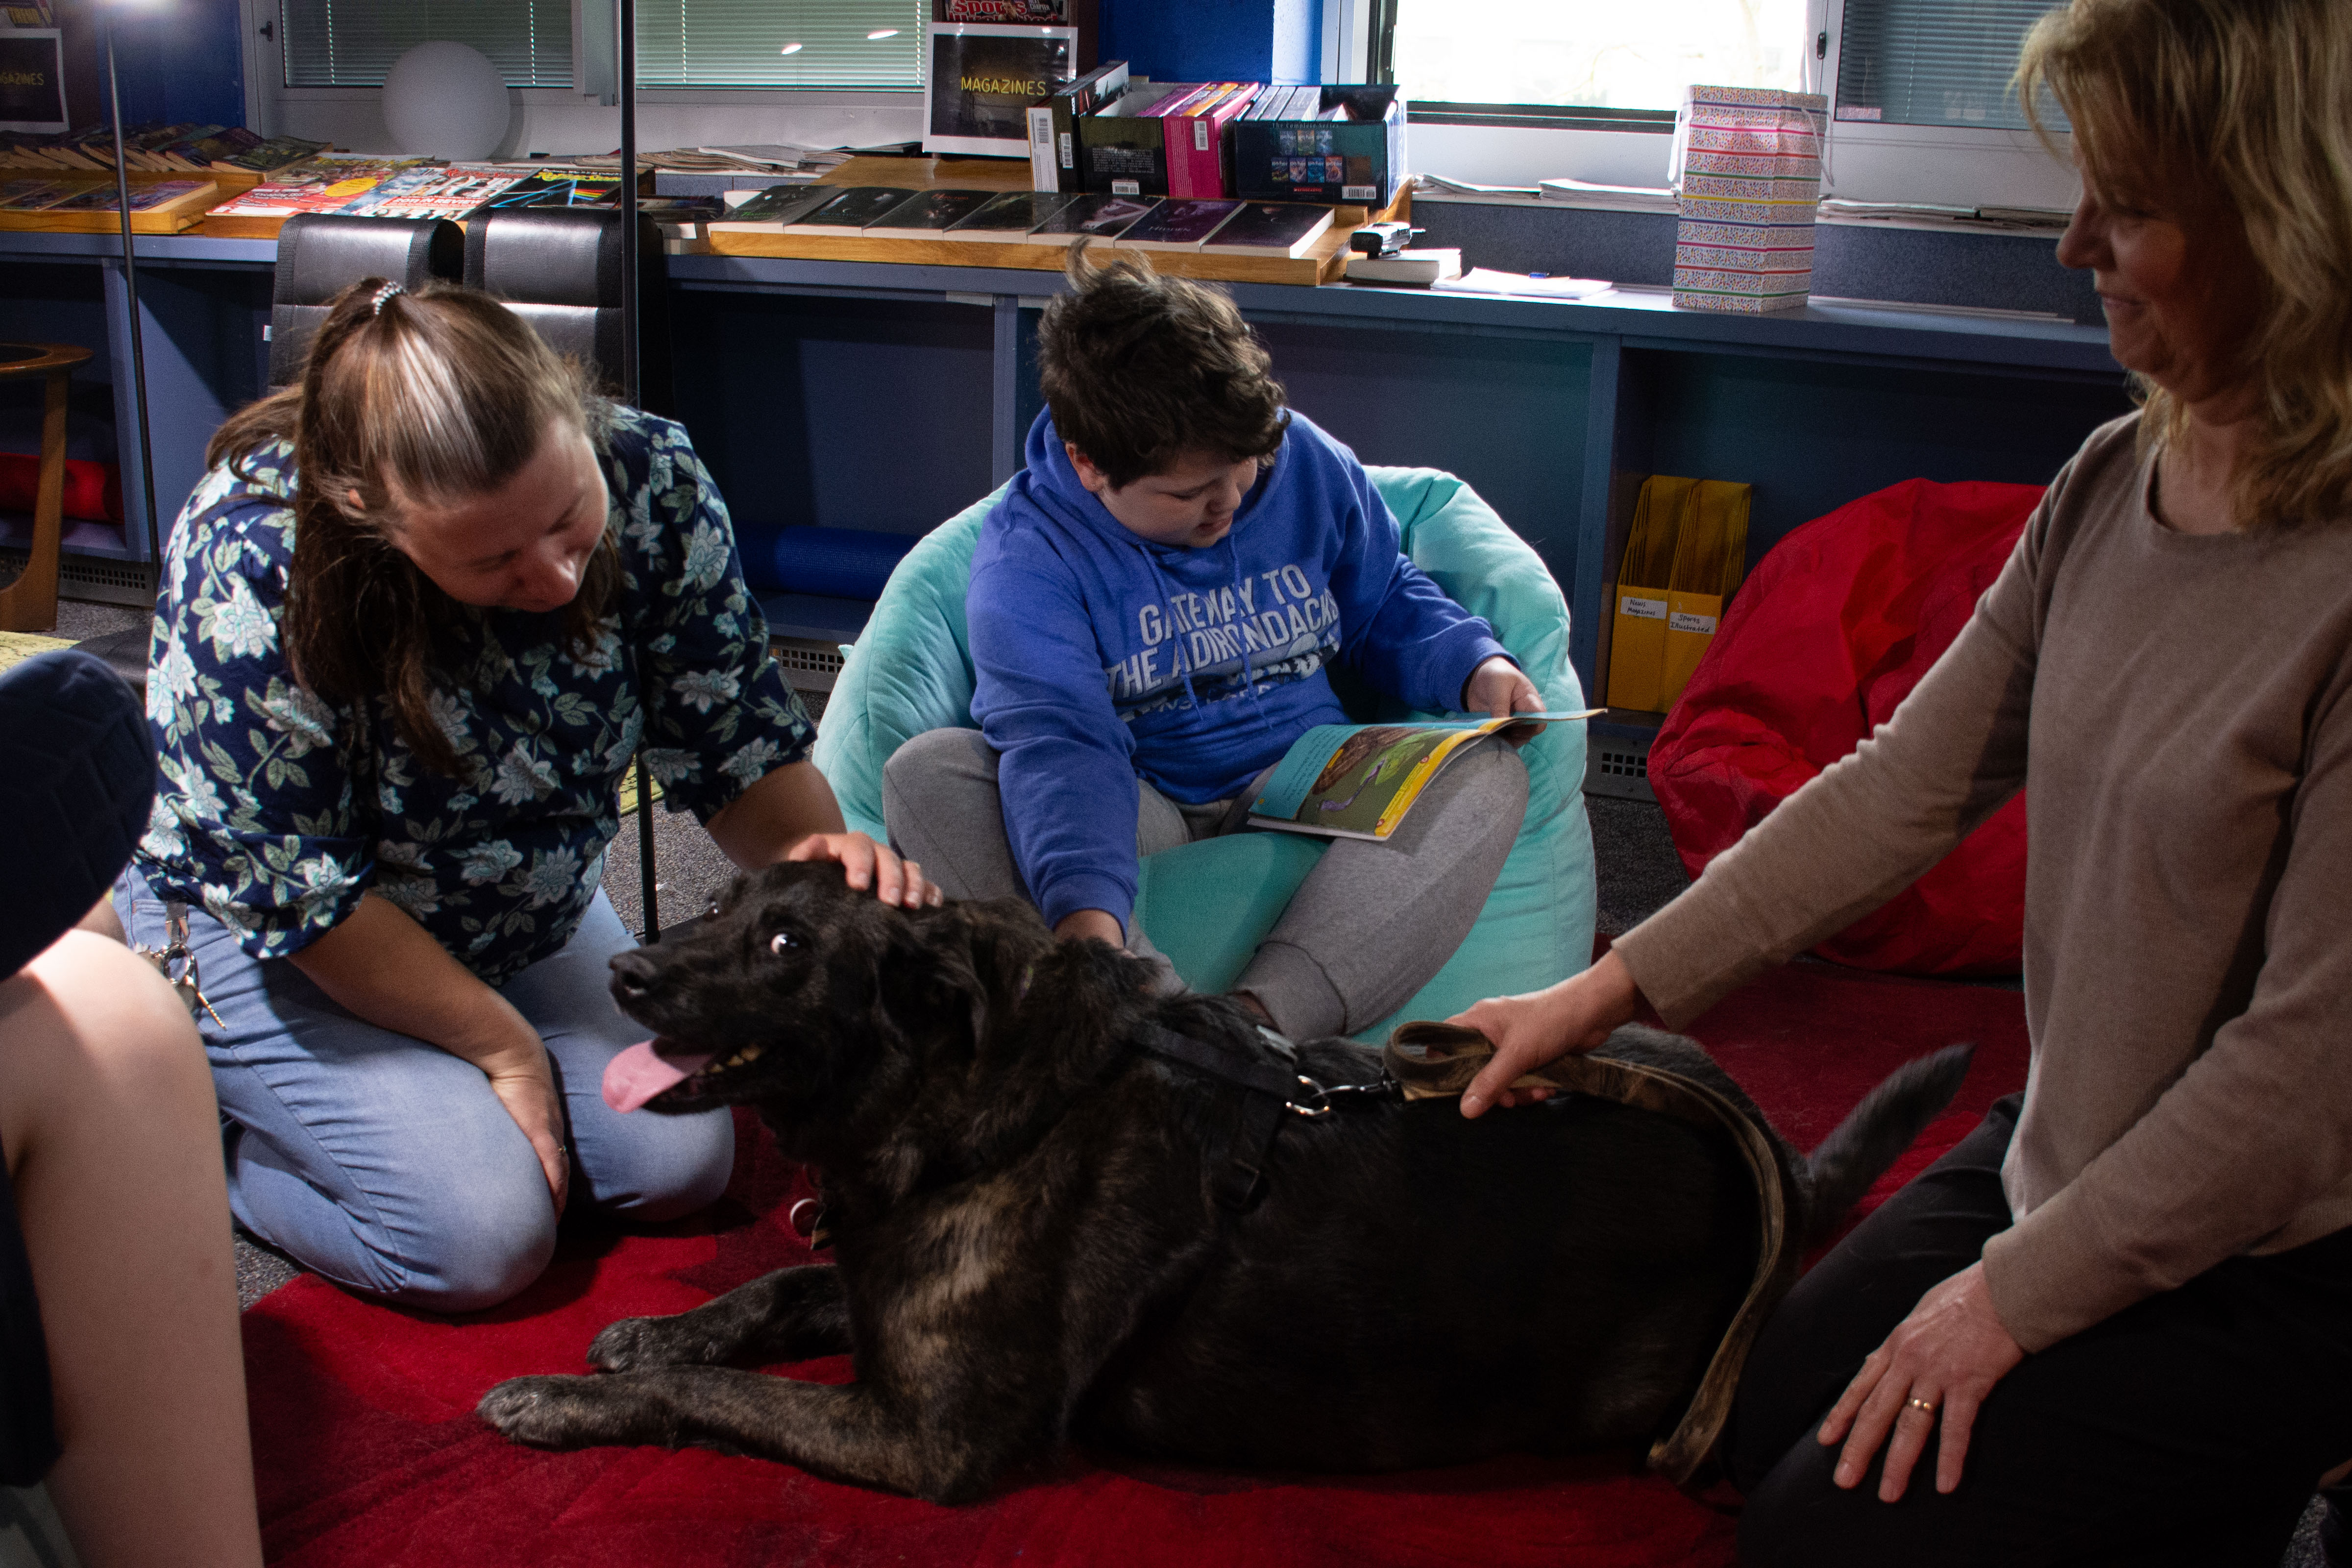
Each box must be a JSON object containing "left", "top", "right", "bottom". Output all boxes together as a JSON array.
[{"left": 37, "top": 598, "right": 2330, "bottom": 1563}]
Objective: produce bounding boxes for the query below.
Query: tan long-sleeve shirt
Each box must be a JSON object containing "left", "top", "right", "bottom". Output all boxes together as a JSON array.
[{"left": 1613, "top": 414, "right": 2352, "bottom": 1353}]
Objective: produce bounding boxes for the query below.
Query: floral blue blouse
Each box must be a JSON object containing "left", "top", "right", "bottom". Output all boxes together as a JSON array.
[{"left": 136, "top": 407, "right": 813, "bottom": 985}]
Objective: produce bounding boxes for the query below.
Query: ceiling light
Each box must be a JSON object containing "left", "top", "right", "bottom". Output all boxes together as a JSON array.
[
  {"left": 867, "top": 29, "right": 899, "bottom": 39},
  {"left": 779, "top": 41, "right": 803, "bottom": 53}
]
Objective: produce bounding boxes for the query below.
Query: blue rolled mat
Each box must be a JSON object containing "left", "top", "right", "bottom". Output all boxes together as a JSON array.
[{"left": 770, "top": 526, "right": 921, "bottom": 600}]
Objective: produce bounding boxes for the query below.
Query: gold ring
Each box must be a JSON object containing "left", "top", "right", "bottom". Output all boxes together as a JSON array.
[{"left": 1906, "top": 1396, "right": 1936, "bottom": 1415}]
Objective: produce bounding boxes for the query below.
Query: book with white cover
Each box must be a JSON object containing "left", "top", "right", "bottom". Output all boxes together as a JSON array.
[{"left": 1344, "top": 247, "right": 1463, "bottom": 285}]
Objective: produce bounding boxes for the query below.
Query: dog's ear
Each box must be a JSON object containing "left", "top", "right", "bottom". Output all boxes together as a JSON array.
[{"left": 874, "top": 908, "right": 996, "bottom": 1060}]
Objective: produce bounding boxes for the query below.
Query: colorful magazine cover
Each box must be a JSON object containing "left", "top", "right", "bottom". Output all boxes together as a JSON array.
[
  {"left": 477, "top": 169, "right": 622, "bottom": 209},
  {"left": 340, "top": 166, "right": 530, "bottom": 220},
  {"left": 1249, "top": 712, "right": 1597, "bottom": 840},
  {"left": 209, "top": 157, "right": 427, "bottom": 217}
]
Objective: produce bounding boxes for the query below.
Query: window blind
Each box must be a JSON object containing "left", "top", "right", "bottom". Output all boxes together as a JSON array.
[
  {"left": 1834, "top": 0, "right": 2068, "bottom": 130},
  {"left": 635, "top": 0, "right": 930, "bottom": 88},
  {"left": 283, "top": 0, "right": 573, "bottom": 88}
]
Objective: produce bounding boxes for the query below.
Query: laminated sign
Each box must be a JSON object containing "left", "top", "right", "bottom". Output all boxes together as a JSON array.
[{"left": 1669, "top": 84, "right": 1827, "bottom": 314}]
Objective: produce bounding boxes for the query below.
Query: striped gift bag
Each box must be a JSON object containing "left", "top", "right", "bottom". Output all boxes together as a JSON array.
[{"left": 1668, "top": 85, "right": 1828, "bottom": 313}]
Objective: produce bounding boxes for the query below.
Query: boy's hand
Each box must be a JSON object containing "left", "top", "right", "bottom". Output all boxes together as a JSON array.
[
  {"left": 1055, "top": 909, "right": 1127, "bottom": 948},
  {"left": 1463, "top": 656, "right": 1543, "bottom": 721}
]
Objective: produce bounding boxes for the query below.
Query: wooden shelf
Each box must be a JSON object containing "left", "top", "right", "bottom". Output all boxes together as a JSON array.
[{"left": 710, "top": 157, "right": 1410, "bottom": 287}]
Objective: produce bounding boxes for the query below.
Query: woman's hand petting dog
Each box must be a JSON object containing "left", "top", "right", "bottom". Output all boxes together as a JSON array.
[
  {"left": 1448, "top": 949, "right": 1642, "bottom": 1118},
  {"left": 785, "top": 831, "right": 942, "bottom": 909},
  {"left": 1817, "top": 1260, "right": 2024, "bottom": 1502}
]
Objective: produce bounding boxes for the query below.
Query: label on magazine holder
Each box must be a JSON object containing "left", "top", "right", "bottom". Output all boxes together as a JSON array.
[
  {"left": 1619, "top": 594, "right": 1668, "bottom": 619},
  {"left": 1668, "top": 611, "right": 1718, "bottom": 634}
]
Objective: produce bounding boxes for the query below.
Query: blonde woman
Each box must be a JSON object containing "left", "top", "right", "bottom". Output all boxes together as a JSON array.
[
  {"left": 120, "top": 281, "right": 934, "bottom": 1313},
  {"left": 1451, "top": 0, "right": 2352, "bottom": 1560}
]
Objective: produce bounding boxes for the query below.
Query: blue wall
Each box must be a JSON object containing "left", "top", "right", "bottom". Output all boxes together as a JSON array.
[
  {"left": 85, "top": 0, "right": 245, "bottom": 131},
  {"left": 1101, "top": 0, "right": 1321, "bottom": 84}
]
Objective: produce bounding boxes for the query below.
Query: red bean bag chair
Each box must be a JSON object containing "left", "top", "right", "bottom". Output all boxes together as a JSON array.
[{"left": 1647, "top": 477, "right": 2042, "bottom": 976}]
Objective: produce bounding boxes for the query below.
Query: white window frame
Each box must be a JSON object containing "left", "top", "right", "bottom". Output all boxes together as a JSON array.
[
  {"left": 240, "top": 0, "right": 927, "bottom": 160},
  {"left": 1356, "top": 0, "right": 2078, "bottom": 212}
]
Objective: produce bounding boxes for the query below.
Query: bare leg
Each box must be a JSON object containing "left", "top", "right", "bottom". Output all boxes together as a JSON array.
[{"left": 0, "top": 931, "right": 262, "bottom": 1568}]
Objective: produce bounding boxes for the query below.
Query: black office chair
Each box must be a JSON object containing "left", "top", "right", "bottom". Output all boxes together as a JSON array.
[
  {"left": 462, "top": 208, "right": 674, "bottom": 416},
  {"left": 267, "top": 213, "right": 465, "bottom": 386}
]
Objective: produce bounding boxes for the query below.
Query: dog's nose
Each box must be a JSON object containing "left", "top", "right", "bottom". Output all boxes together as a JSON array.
[{"left": 609, "top": 949, "right": 662, "bottom": 1000}]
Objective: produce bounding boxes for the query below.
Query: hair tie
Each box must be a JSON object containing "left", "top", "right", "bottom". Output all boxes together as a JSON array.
[{"left": 370, "top": 282, "right": 404, "bottom": 317}]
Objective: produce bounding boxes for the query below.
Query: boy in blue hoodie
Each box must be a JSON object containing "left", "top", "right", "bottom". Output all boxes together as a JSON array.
[{"left": 884, "top": 246, "right": 1540, "bottom": 1037}]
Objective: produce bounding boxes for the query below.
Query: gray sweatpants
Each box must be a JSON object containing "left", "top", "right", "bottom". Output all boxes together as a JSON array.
[{"left": 881, "top": 727, "right": 1529, "bottom": 1038}]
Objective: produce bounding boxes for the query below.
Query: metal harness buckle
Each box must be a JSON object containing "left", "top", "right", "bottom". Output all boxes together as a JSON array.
[{"left": 133, "top": 899, "right": 224, "bottom": 1028}]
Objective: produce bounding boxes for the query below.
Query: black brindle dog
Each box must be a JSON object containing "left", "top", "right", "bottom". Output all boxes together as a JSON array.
[{"left": 478, "top": 863, "right": 1968, "bottom": 1502}]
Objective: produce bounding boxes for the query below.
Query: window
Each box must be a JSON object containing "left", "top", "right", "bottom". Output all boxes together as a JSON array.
[
  {"left": 283, "top": 0, "right": 573, "bottom": 88},
  {"left": 1831, "top": 0, "right": 2066, "bottom": 129},
  {"left": 1383, "top": 0, "right": 1811, "bottom": 127},
  {"left": 635, "top": 0, "right": 930, "bottom": 89}
]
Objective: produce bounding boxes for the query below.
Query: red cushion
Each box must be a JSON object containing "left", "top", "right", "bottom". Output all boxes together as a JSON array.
[
  {"left": 1648, "top": 477, "right": 2042, "bottom": 976},
  {"left": 0, "top": 452, "right": 122, "bottom": 523}
]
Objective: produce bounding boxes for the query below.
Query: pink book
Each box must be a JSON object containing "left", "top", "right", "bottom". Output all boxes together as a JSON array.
[{"left": 1163, "top": 82, "right": 1260, "bottom": 199}]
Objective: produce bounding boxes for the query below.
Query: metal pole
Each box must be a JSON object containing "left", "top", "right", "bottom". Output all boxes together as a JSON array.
[
  {"left": 104, "top": 10, "right": 163, "bottom": 577},
  {"left": 619, "top": 0, "right": 660, "bottom": 943}
]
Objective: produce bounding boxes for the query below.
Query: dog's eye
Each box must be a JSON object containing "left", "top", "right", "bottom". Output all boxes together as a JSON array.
[{"left": 768, "top": 931, "right": 799, "bottom": 956}]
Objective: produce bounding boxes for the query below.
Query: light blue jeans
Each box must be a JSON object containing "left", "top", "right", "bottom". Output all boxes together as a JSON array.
[{"left": 114, "top": 868, "right": 734, "bottom": 1312}]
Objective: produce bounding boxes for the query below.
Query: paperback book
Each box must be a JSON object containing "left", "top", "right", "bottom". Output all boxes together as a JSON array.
[
  {"left": 789, "top": 186, "right": 924, "bottom": 236},
  {"left": 0, "top": 177, "right": 74, "bottom": 210},
  {"left": 1026, "top": 58, "right": 1129, "bottom": 193},
  {"left": 946, "top": 189, "right": 1078, "bottom": 240},
  {"left": 1111, "top": 196, "right": 1239, "bottom": 251},
  {"left": 1249, "top": 712, "right": 1598, "bottom": 840},
  {"left": 1163, "top": 81, "right": 1259, "bottom": 198},
  {"left": 1197, "top": 200, "right": 1333, "bottom": 257},
  {"left": 708, "top": 184, "right": 840, "bottom": 229},
  {"left": 861, "top": 187, "right": 998, "bottom": 239},
  {"left": 1028, "top": 192, "right": 1157, "bottom": 241}
]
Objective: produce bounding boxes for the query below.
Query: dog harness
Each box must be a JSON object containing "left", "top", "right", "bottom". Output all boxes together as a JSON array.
[
  {"left": 1135, "top": 1016, "right": 1793, "bottom": 1492},
  {"left": 1132, "top": 1022, "right": 1394, "bottom": 1213}
]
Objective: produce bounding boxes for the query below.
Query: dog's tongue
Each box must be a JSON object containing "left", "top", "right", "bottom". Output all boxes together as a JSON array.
[{"left": 603, "top": 1040, "right": 715, "bottom": 1114}]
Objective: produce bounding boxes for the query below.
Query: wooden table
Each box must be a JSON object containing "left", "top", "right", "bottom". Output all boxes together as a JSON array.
[{"left": 0, "top": 342, "right": 97, "bottom": 632}]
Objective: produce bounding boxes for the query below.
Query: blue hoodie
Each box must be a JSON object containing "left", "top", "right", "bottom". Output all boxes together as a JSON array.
[{"left": 967, "top": 409, "right": 1509, "bottom": 933}]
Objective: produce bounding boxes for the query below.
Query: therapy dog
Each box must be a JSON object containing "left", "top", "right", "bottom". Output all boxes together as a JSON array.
[{"left": 478, "top": 862, "right": 1968, "bottom": 1502}]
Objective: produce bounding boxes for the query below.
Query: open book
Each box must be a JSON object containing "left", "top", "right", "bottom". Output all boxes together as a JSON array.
[{"left": 1248, "top": 711, "right": 1599, "bottom": 840}]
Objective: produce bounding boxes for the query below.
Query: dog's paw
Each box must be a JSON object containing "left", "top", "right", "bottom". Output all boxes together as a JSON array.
[
  {"left": 588, "top": 1313, "right": 732, "bottom": 1372},
  {"left": 477, "top": 1373, "right": 669, "bottom": 1450}
]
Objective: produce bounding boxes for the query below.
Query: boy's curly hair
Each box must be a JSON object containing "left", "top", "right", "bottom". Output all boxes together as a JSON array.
[{"left": 1036, "top": 239, "right": 1290, "bottom": 490}]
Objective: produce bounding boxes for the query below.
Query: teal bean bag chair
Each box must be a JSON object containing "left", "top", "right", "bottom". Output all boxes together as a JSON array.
[{"left": 812, "top": 467, "right": 1597, "bottom": 1042}]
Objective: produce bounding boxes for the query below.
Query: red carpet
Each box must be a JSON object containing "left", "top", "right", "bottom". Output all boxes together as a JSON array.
[{"left": 243, "top": 959, "right": 2028, "bottom": 1567}]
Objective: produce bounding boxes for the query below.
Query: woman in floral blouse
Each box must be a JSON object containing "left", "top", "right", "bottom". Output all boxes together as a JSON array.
[{"left": 115, "top": 280, "right": 933, "bottom": 1311}]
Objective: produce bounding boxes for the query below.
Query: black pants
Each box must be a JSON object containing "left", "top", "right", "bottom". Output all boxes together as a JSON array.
[{"left": 1730, "top": 1095, "right": 2352, "bottom": 1568}]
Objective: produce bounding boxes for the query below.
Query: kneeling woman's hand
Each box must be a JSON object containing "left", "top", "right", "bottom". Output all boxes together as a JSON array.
[
  {"left": 787, "top": 831, "right": 943, "bottom": 909},
  {"left": 1818, "top": 1260, "right": 2025, "bottom": 1501}
]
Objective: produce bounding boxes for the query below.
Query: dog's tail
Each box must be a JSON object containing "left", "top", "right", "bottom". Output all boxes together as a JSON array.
[{"left": 1798, "top": 1044, "right": 1975, "bottom": 1249}]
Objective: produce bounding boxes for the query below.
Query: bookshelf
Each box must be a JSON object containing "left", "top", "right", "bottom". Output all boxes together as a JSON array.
[{"left": 0, "top": 224, "right": 2131, "bottom": 779}]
